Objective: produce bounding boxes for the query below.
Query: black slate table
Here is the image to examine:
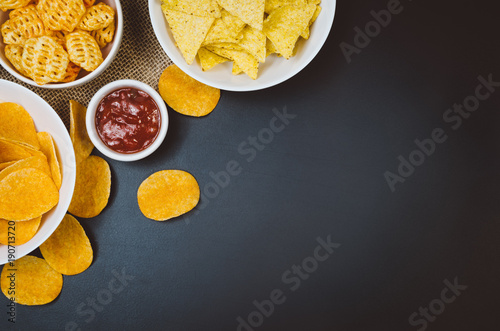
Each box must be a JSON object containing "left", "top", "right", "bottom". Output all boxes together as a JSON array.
[{"left": 2, "top": 0, "right": 500, "bottom": 330}]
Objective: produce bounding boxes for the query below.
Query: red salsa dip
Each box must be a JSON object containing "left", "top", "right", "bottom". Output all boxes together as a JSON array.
[{"left": 95, "top": 87, "right": 161, "bottom": 154}]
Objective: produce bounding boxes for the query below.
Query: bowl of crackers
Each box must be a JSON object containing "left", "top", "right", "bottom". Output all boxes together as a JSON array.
[
  {"left": 150, "top": 0, "right": 336, "bottom": 92},
  {"left": 0, "top": 0, "right": 123, "bottom": 88},
  {"left": 0, "top": 79, "right": 77, "bottom": 265}
]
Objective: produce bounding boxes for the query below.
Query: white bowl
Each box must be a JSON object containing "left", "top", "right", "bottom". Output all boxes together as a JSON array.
[
  {"left": 149, "top": 0, "right": 336, "bottom": 92},
  {"left": 0, "top": 0, "right": 123, "bottom": 89},
  {"left": 0, "top": 79, "right": 77, "bottom": 264},
  {"left": 86, "top": 79, "right": 169, "bottom": 162}
]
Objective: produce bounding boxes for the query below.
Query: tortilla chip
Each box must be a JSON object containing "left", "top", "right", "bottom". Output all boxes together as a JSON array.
[
  {"left": 217, "top": 0, "right": 265, "bottom": 30},
  {"left": 163, "top": 8, "right": 215, "bottom": 65},
  {"left": 207, "top": 47, "right": 259, "bottom": 79},
  {"left": 263, "top": 4, "right": 316, "bottom": 59},
  {"left": 137, "top": 170, "right": 200, "bottom": 221},
  {"left": 69, "top": 100, "right": 94, "bottom": 164},
  {"left": 265, "top": 0, "right": 319, "bottom": 13},
  {"left": 161, "top": 0, "right": 221, "bottom": 17},
  {"left": 0, "top": 168, "right": 59, "bottom": 221},
  {"left": 232, "top": 62, "right": 243, "bottom": 75},
  {"left": 0, "top": 256, "right": 63, "bottom": 306},
  {"left": 0, "top": 102, "right": 40, "bottom": 150},
  {"left": 0, "top": 216, "right": 41, "bottom": 246},
  {"left": 220, "top": 8, "right": 246, "bottom": 38},
  {"left": 301, "top": 5, "right": 321, "bottom": 39},
  {"left": 159, "top": 65, "right": 220, "bottom": 117},
  {"left": 68, "top": 155, "right": 111, "bottom": 218},
  {"left": 198, "top": 47, "right": 229, "bottom": 71},
  {"left": 237, "top": 25, "right": 266, "bottom": 63},
  {"left": 202, "top": 17, "right": 242, "bottom": 47},
  {"left": 40, "top": 214, "right": 93, "bottom": 275},
  {"left": 37, "top": 132, "right": 62, "bottom": 190}
]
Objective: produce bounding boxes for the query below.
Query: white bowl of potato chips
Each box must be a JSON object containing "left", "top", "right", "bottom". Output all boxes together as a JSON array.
[
  {"left": 0, "top": 0, "right": 123, "bottom": 88},
  {"left": 150, "top": 0, "right": 335, "bottom": 91},
  {"left": 0, "top": 79, "right": 77, "bottom": 265}
]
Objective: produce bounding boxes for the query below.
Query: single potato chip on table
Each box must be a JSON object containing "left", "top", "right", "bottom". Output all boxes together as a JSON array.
[
  {"left": 0, "top": 256, "right": 63, "bottom": 306},
  {"left": 138, "top": 170, "right": 200, "bottom": 221},
  {"left": 159, "top": 64, "right": 220, "bottom": 117},
  {"left": 40, "top": 214, "right": 93, "bottom": 275},
  {"left": 70, "top": 100, "right": 94, "bottom": 163}
]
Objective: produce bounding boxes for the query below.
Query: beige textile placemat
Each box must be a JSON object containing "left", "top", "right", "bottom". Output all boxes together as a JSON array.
[{"left": 0, "top": 0, "right": 173, "bottom": 128}]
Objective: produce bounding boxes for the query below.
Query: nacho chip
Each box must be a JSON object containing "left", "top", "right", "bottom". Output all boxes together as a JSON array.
[
  {"left": 0, "top": 256, "right": 63, "bottom": 306},
  {"left": 206, "top": 46, "right": 258, "bottom": 79},
  {"left": 198, "top": 47, "right": 228, "bottom": 71},
  {"left": 40, "top": 214, "right": 93, "bottom": 275},
  {"left": 138, "top": 170, "right": 200, "bottom": 221},
  {"left": 0, "top": 168, "right": 59, "bottom": 221},
  {"left": 301, "top": 5, "right": 321, "bottom": 39},
  {"left": 0, "top": 102, "right": 40, "bottom": 150},
  {"left": 162, "top": 8, "right": 214, "bottom": 65},
  {"left": 161, "top": 0, "right": 220, "bottom": 18},
  {"left": 158, "top": 65, "right": 220, "bottom": 117},
  {"left": 0, "top": 216, "right": 41, "bottom": 246},
  {"left": 217, "top": 0, "right": 264, "bottom": 30},
  {"left": 232, "top": 62, "right": 242, "bottom": 75},
  {"left": 263, "top": 4, "right": 316, "bottom": 59},
  {"left": 264, "top": 0, "right": 319, "bottom": 13},
  {"left": 0, "top": 139, "right": 32, "bottom": 163},
  {"left": 37, "top": 132, "right": 62, "bottom": 190},
  {"left": 266, "top": 38, "right": 278, "bottom": 57},
  {"left": 68, "top": 155, "right": 111, "bottom": 218},
  {"left": 0, "top": 155, "right": 51, "bottom": 182},
  {"left": 202, "top": 17, "right": 241, "bottom": 47},
  {"left": 220, "top": 8, "right": 246, "bottom": 38},
  {"left": 69, "top": 100, "right": 93, "bottom": 163},
  {"left": 237, "top": 25, "right": 266, "bottom": 63}
]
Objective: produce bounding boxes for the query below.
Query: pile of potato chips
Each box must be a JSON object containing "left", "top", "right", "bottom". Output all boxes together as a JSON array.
[
  {"left": 1, "top": 0, "right": 116, "bottom": 85},
  {"left": 162, "top": 0, "right": 321, "bottom": 80}
]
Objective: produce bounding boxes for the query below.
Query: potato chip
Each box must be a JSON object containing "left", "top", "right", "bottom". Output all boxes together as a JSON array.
[
  {"left": 158, "top": 65, "right": 220, "bottom": 117},
  {"left": 37, "top": 132, "right": 62, "bottom": 189},
  {"left": 0, "top": 0, "right": 31, "bottom": 11},
  {"left": 90, "top": 19, "right": 114, "bottom": 48},
  {"left": 66, "top": 31, "right": 103, "bottom": 71},
  {"left": 161, "top": 0, "right": 220, "bottom": 18},
  {"left": 0, "top": 139, "right": 32, "bottom": 163},
  {"left": 40, "top": 214, "right": 92, "bottom": 275},
  {"left": 1, "top": 19, "right": 26, "bottom": 45},
  {"left": 207, "top": 46, "right": 258, "bottom": 79},
  {"left": 0, "top": 102, "right": 40, "bottom": 150},
  {"left": 0, "top": 168, "right": 59, "bottom": 221},
  {"left": 263, "top": 4, "right": 316, "bottom": 59},
  {"left": 0, "top": 161, "right": 16, "bottom": 171},
  {"left": 0, "top": 256, "right": 63, "bottom": 306},
  {"left": 68, "top": 155, "right": 110, "bottom": 218},
  {"left": 78, "top": 2, "right": 114, "bottom": 31},
  {"left": 217, "top": 0, "right": 264, "bottom": 30},
  {"left": 0, "top": 216, "right": 41, "bottom": 246},
  {"left": 198, "top": 47, "right": 228, "bottom": 71},
  {"left": 237, "top": 25, "right": 266, "bottom": 63},
  {"left": 21, "top": 36, "right": 70, "bottom": 85},
  {"left": 4, "top": 44, "right": 28, "bottom": 76},
  {"left": 220, "top": 8, "right": 246, "bottom": 38},
  {"left": 61, "top": 61, "right": 81, "bottom": 83},
  {"left": 138, "top": 170, "right": 200, "bottom": 221},
  {"left": 69, "top": 100, "right": 93, "bottom": 163},
  {"left": 162, "top": 8, "right": 214, "bottom": 65},
  {"left": 0, "top": 155, "right": 51, "bottom": 182},
  {"left": 36, "top": 0, "right": 86, "bottom": 32}
]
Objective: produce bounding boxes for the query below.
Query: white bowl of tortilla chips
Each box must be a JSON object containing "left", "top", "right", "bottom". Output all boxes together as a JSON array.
[{"left": 150, "top": 0, "right": 336, "bottom": 92}]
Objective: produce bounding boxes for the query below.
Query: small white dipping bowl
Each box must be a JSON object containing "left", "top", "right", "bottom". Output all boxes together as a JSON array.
[
  {"left": 0, "top": 0, "right": 123, "bottom": 89},
  {"left": 86, "top": 79, "right": 169, "bottom": 162}
]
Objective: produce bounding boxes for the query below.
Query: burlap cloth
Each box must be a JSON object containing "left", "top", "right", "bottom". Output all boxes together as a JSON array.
[{"left": 0, "top": 0, "right": 173, "bottom": 128}]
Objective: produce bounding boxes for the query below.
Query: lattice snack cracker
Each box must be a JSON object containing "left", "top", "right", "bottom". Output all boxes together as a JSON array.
[
  {"left": 0, "top": 0, "right": 31, "bottom": 11},
  {"left": 1, "top": 19, "right": 26, "bottom": 44},
  {"left": 36, "top": 0, "right": 85, "bottom": 32},
  {"left": 83, "top": 0, "right": 94, "bottom": 7},
  {"left": 90, "top": 18, "right": 114, "bottom": 47},
  {"left": 4, "top": 44, "right": 27, "bottom": 75},
  {"left": 78, "top": 2, "right": 114, "bottom": 31},
  {"left": 66, "top": 30, "right": 102, "bottom": 71},
  {"left": 21, "top": 36, "right": 69, "bottom": 85},
  {"left": 61, "top": 61, "right": 81, "bottom": 82},
  {"left": 9, "top": 4, "right": 45, "bottom": 38}
]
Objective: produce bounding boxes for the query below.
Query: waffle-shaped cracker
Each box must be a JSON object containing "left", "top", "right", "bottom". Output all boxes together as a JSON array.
[
  {"left": 78, "top": 2, "right": 114, "bottom": 31},
  {"left": 36, "top": 0, "right": 85, "bottom": 32},
  {"left": 4, "top": 44, "right": 28, "bottom": 75},
  {"left": 65, "top": 30, "right": 102, "bottom": 71},
  {"left": 9, "top": 5, "right": 45, "bottom": 38},
  {"left": 61, "top": 61, "right": 80, "bottom": 82},
  {"left": 1, "top": 19, "right": 26, "bottom": 45},
  {"left": 21, "top": 36, "right": 69, "bottom": 85},
  {"left": 0, "top": 0, "right": 31, "bottom": 11},
  {"left": 90, "top": 19, "right": 114, "bottom": 48},
  {"left": 82, "top": 0, "right": 93, "bottom": 6}
]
